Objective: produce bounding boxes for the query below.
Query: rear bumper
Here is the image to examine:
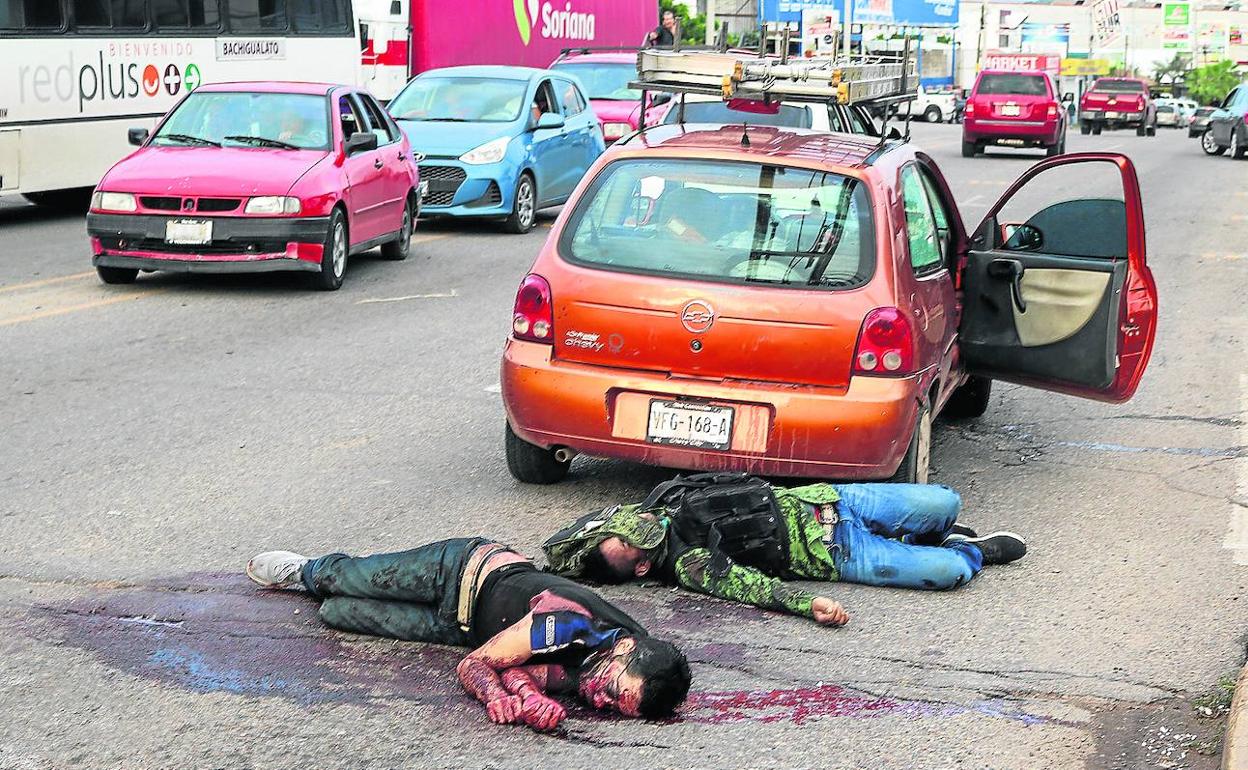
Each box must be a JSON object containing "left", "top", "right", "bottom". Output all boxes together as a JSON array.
[
  {"left": 87, "top": 212, "right": 329, "bottom": 271},
  {"left": 964, "top": 119, "right": 1061, "bottom": 145},
  {"left": 1080, "top": 109, "right": 1145, "bottom": 126},
  {"left": 501, "top": 339, "right": 922, "bottom": 479}
]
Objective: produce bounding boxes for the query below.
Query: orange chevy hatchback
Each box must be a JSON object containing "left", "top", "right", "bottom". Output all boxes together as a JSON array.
[{"left": 500, "top": 124, "right": 1158, "bottom": 484}]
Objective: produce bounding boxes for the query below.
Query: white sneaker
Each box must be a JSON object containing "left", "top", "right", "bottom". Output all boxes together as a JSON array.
[{"left": 246, "top": 551, "right": 310, "bottom": 588}]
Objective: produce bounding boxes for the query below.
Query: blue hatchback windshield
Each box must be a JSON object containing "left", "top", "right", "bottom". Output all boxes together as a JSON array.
[
  {"left": 560, "top": 159, "right": 875, "bottom": 290},
  {"left": 550, "top": 62, "right": 640, "bottom": 101},
  {"left": 389, "top": 77, "right": 528, "bottom": 123},
  {"left": 153, "top": 91, "right": 330, "bottom": 150}
]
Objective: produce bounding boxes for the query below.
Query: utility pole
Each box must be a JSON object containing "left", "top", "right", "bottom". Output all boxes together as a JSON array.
[{"left": 706, "top": 0, "right": 716, "bottom": 45}]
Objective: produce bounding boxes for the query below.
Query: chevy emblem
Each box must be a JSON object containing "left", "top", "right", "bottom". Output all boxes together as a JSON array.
[{"left": 680, "top": 300, "right": 715, "bottom": 334}]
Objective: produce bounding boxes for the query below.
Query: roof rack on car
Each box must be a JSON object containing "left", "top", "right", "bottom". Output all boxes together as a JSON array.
[
  {"left": 555, "top": 46, "right": 641, "bottom": 58},
  {"left": 629, "top": 38, "right": 917, "bottom": 109}
]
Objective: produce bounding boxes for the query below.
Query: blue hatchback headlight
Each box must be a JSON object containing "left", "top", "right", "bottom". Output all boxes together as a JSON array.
[{"left": 460, "top": 137, "right": 511, "bottom": 165}]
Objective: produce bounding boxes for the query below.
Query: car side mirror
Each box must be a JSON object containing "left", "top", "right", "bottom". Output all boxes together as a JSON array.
[
  {"left": 1001, "top": 223, "right": 1044, "bottom": 252},
  {"left": 345, "top": 131, "right": 379, "bottom": 155},
  {"left": 536, "top": 112, "right": 565, "bottom": 130},
  {"left": 1062, "top": 92, "right": 1074, "bottom": 103},
  {"left": 650, "top": 92, "right": 672, "bottom": 106},
  {"left": 128, "top": 127, "right": 150, "bottom": 146}
]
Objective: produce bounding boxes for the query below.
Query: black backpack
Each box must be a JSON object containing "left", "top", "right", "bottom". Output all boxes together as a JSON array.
[{"left": 641, "top": 472, "right": 788, "bottom": 577}]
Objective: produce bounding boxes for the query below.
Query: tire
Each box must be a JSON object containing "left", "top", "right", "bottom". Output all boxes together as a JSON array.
[
  {"left": 888, "top": 401, "right": 932, "bottom": 484},
  {"left": 1146, "top": 120, "right": 1157, "bottom": 137},
  {"left": 95, "top": 265, "right": 138, "bottom": 285},
  {"left": 505, "top": 422, "right": 570, "bottom": 484},
  {"left": 941, "top": 376, "right": 992, "bottom": 420},
  {"left": 961, "top": 139, "right": 977, "bottom": 158},
  {"left": 923, "top": 105, "right": 943, "bottom": 123},
  {"left": 1136, "top": 123, "right": 1146, "bottom": 137},
  {"left": 379, "top": 196, "right": 413, "bottom": 260},
  {"left": 23, "top": 187, "right": 93, "bottom": 211},
  {"left": 1202, "top": 128, "right": 1226, "bottom": 156},
  {"left": 314, "top": 208, "right": 348, "bottom": 291},
  {"left": 1080, "top": 122, "right": 1091, "bottom": 135},
  {"left": 1231, "top": 128, "right": 1247, "bottom": 159},
  {"left": 1092, "top": 123, "right": 1102, "bottom": 135},
  {"left": 503, "top": 173, "right": 536, "bottom": 234}
]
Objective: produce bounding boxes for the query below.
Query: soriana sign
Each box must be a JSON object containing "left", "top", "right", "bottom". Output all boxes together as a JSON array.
[{"left": 982, "top": 52, "right": 1061, "bottom": 76}]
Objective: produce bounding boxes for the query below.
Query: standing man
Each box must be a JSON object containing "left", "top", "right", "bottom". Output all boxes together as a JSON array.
[
  {"left": 543, "top": 475, "right": 1026, "bottom": 624},
  {"left": 647, "top": 10, "right": 678, "bottom": 47},
  {"left": 246, "top": 538, "right": 691, "bottom": 730}
]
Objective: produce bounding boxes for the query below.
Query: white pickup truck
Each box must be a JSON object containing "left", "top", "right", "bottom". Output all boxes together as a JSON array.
[{"left": 892, "top": 86, "right": 958, "bottom": 123}]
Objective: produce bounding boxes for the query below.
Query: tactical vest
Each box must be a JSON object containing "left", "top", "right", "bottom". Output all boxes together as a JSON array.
[{"left": 643, "top": 472, "right": 789, "bottom": 578}]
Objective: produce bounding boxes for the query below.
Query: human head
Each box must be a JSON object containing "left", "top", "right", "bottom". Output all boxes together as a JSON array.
[
  {"left": 662, "top": 10, "right": 676, "bottom": 29},
  {"left": 577, "top": 635, "right": 692, "bottom": 719},
  {"left": 583, "top": 535, "right": 654, "bottom": 583}
]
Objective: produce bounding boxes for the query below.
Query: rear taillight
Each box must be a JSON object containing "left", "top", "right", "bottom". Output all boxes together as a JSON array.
[
  {"left": 1047, "top": 104, "right": 1058, "bottom": 118},
  {"left": 853, "top": 307, "right": 915, "bottom": 376},
  {"left": 965, "top": 101, "right": 976, "bottom": 116},
  {"left": 512, "top": 274, "right": 554, "bottom": 344}
]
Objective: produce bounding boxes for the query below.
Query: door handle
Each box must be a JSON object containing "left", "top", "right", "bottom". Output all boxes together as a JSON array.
[
  {"left": 986, "top": 258, "right": 1027, "bottom": 313},
  {"left": 374, "top": 159, "right": 383, "bottom": 169},
  {"left": 398, "top": 152, "right": 407, "bottom": 160}
]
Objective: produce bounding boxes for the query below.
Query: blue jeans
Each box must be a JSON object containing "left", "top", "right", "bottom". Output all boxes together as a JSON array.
[{"left": 830, "top": 484, "right": 983, "bottom": 590}]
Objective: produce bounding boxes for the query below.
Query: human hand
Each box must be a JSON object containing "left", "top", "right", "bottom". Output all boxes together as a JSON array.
[
  {"left": 485, "top": 694, "right": 525, "bottom": 724},
  {"left": 521, "top": 693, "right": 567, "bottom": 731},
  {"left": 812, "top": 597, "right": 849, "bottom": 626}
]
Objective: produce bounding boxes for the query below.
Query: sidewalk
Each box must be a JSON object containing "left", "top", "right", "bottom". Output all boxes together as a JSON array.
[{"left": 1225, "top": 665, "right": 1248, "bottom": 770}]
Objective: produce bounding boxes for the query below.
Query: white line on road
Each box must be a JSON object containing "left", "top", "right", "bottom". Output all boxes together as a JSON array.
[
  {"left": 356, "top": 290, "right": 458, "bottom": 304},
  {"left": 483, "top": 383, "right": 501, "bottom": 394}
]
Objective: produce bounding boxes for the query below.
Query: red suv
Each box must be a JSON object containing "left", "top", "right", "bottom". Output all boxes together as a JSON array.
[
  {"left": 963, "top": 70, "right": 1067, "bottom": 158},
  {"left": 1079, "top": 77, "right": 1157, "bottom": 136}
]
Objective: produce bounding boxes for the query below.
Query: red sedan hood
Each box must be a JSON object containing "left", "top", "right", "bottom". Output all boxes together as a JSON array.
[
  {"left": 589, "top": 99, "right": 641, "bottom": 125},
  {"left": 101, "top": 146, "right": 328, "bottom": 196}
]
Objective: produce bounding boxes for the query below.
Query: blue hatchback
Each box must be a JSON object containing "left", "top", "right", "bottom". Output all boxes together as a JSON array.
[{"left": 388, "top": 66, "right": 605, "bottom": 234}]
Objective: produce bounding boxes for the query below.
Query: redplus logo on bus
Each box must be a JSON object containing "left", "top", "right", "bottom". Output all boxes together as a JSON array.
[
  {"left": 16, "top": 42, "right": 201, "bottom": 113},
  {"left": 513, "top": 0, "right": 596, "bottom": 44}
]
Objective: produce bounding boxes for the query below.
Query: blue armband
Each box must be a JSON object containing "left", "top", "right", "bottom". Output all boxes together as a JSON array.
[{"left": 530, "top": 611, "right": 621, "bottom": 655}]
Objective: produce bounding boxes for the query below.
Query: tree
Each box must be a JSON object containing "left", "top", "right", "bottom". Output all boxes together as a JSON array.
[
  {"left": 1185, "top": 60, "right": 1241, "bottom": 105},
  {"left": 659, "top": 0, "right": 706, "bottom": 44},
  {"left": 1150, "top": 52, "right": 1189, "bottom": 87}
]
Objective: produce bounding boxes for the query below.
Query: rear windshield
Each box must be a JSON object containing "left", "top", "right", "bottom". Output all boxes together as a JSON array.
[
  {"left": 1093, "top": 79, "right": 1146, "bottom": 93},
  {"left": 559, "top": 159, "right": 875, "bottom": 290},
  {"left": 550, "top": 62, "right": 640, "bottom": 101},
  {"left": 662, "top": 101, "right": 813, "bottom": 128},
  {"left": 1196, "top": 107, "right": 1215, "bottom": 116},
  {"left": 1156, "top": 104, "right": 1175, "bottom": 113},
  {"left": 976, "top": 74, "right": 1048, "bottom": 96}
]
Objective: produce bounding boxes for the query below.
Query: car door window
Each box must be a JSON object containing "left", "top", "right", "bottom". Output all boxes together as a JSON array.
[
  {"left": 1220, "top": 87, "right": 1238, "bottom": 109},
  {"left": 357, "top": 92, "right": 397, "bottom": 144},
  {"left": 339, "top": 94, "right": 366, "bottom": 142},
  {"left": 531, "top": 80, "right": 557, "bottom": 124},
  {"left": 900, "top": 165, "right": 943, "bottom": 273},
  {"left": 557, "top": 80, "right": 586, "bottom": 117},
  {"left": 918, "top": 169, "right": 954, "bottom": 265}
]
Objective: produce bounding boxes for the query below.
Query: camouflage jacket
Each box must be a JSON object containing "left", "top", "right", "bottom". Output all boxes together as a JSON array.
[{"left": 662, "top": 484, "right": 841, "bottom": 619}]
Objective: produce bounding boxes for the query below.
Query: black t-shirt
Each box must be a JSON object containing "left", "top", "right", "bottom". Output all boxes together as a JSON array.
[
  {"left": 652, "top": 25, "right": 675, "bottom": 46},
  {"left": 470, "top": 564, "right": 647, "bottom": 665}
]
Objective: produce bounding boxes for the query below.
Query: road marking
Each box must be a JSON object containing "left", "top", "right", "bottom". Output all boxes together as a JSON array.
[
  {"left": 411, "top": 233, "right": 452, "bottom": 245},
  {"left": 0, "top": 271, "right": 94, "bottom": 294},
  {"left": 356, "top": 289, "right": 458, "bottom": 304},
  {"left": 0, "top": 291, "right": 158, "bottom": 328},
  {"left": 484, "top": 383, "right": 501, "bottom": 394}
]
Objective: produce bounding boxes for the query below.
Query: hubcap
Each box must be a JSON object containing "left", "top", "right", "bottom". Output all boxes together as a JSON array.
[
  {"left": 1203, "top": 131, "right": 1217, "bottom": 153},
  {"left": 401, "top": 207, "right": 411, "bottom": 252},
  {"left": 915, "top": 411, "right": 932, "bottom": 484},
  {"left": 332, "top": 222, "right": 346, "bottom": 277},
  {"left": 518, "top": 180, "right": 534, "bottom": 228}
]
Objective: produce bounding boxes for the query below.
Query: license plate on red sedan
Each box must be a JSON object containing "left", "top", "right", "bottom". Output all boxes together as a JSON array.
[
  {"left": 165, "top": 219, "right": 212, "bottom": 245},
  {"left": 1001, "top": 104, "right": 1021, "bottom": 116},
  {"left": 646, "top": 400, "right": 734, "bottom": 450}
]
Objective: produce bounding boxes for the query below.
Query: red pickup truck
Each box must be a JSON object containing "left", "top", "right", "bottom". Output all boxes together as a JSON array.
[{"left": 1079, "top": 78, "right": 1157, "bottom": 136}]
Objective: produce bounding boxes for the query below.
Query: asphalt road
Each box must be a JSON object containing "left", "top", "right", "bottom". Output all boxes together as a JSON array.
[{"left": 1, "top": 122, "right": 1245, "bottom": 770}]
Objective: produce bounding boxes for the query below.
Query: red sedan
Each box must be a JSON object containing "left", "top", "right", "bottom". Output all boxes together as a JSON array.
[{"left": 88, "top": 81, "right": 421, "bottom": 290}]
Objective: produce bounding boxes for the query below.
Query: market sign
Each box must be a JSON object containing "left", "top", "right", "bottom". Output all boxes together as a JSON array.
[
  {"left": 982, "top": 51, "right": 1061, "bottom": 76},
  {"left": 1060, "top": 57, "right": 1111, "bottom": 76}
]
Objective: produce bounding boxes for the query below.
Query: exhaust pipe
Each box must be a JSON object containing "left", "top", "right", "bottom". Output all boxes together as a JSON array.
[{"left": 553, "top": 447, "right": 576, "bottom": 463}]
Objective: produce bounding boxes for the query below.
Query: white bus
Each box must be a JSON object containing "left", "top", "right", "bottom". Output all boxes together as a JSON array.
[{"left": 0, "top": 0, "right": 360, "bottom": 205}]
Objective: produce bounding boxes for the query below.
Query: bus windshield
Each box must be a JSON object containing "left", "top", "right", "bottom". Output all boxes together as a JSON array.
[
  {"left": 550, "top": 62, "right": 640, "bottom": 101},
  {"left": 388, "top": 77, "right": 529, "bottom": 123},
  {"left": 154, "top": 92, "right": 330, "bottom": 150}
]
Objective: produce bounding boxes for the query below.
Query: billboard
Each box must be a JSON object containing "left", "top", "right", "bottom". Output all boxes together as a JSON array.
[
  {"left": 1162, "top": 0, "right": 1192, "bottom": 51},
  {"left": 1021, "top": 22, "right": 1070, "bottom": 48},
  {"left": 759, "top": 0, "right": 957, "bottom": 27},
  {"left": 1091, "top": 0, "right": 1121, "bottom": 46},
  {"left": 1060, "top": 58, "right": 1111, "bottom": 76}
]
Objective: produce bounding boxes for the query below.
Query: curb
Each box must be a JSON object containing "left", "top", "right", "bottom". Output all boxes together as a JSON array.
[{"left": 1225, "top": 665, "right": 1248, "bottom": 770}]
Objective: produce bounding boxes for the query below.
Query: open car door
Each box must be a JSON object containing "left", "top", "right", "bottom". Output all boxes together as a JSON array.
[{"left": 958, "top": 153, "right": 1158, "bottom": 402}]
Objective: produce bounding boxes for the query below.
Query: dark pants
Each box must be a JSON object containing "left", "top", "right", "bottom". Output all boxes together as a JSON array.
[{"left": 301, "top": 537, "right": 486, "bottom": 647}]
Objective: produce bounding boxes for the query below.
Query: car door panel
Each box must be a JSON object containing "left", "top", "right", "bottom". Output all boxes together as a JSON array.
[
  {"left": 338, "top": 94, "right": 387, "bottom": 244},
  {"left": 958, "top": 153, "right": 1157, "bottom": 403}
]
